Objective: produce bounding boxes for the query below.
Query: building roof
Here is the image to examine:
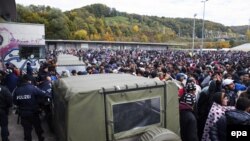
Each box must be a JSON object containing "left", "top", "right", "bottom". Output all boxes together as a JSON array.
[
  {"left": 46, "top": 39, "right": 186, "bottom": 47},
  {"left": 231, "top": 43, "right": 250, "bottom": 52}
]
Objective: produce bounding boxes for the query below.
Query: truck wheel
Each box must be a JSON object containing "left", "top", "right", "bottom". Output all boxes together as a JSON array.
[{"left": 139, "top": 127, "right": 181, "bottom": 141}]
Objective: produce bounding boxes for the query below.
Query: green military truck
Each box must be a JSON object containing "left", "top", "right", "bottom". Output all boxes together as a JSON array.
[{"left": 52, "top": 74, "right": 181, "bottom": 141}]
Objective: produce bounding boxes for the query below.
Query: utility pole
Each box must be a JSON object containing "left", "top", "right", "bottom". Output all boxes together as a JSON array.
[
  {"left": 248, "top": 18, "right": 250, "bottom": 32},
  {"left": 201, "top": 0, "right": 208, "bottom": 55},
  {"left": 192, "top": 14, "right": 197, "bottom": 56}
]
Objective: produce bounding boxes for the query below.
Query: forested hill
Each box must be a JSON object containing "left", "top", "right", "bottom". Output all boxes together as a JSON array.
[
  {"left": 230, "top": 25, "right": 249, "bottom": 35},
  {"left": 15, "top": 3, "right": 241, "bottom": 42}
]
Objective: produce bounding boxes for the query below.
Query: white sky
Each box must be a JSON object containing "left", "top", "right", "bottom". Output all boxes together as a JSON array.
[{"left": 15, "top": 0, "right": 250, "bottom": 26}]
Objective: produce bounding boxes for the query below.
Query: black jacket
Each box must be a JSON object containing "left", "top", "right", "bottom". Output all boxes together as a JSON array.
[
  {"left": 179, "top": 102, "right": 199, "bottom": 141},
  {"left": 0, "top": 85, "right": 12, "bottom": 114},
  {"left": 197, "top": 86, "right": 210, "bottom": 140},
  {"left": 208, "top": 80, "right": 222, "bottom": 108},
  {"left": 209, "top": 115, "right": 226, "bottom": 141}
]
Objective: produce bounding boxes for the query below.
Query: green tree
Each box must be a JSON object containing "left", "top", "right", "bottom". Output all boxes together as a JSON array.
[
  {"left": 85, "top": 4, "right": 111, "bottom": 17},
  {"left": 45, "top": 8, "right": 70, "bottom": 39},
  {"left": 86, "top": 16, "right": 96, "bottom": 24},
  {"left": 95, "top": 18, "right": 105, "bottom": 34},
  {"left": 16, "top": 3, "right": 241, "bottom": 42},
  {"left": 73, "top": 17, "right": 87, "bottom": 30},
  {"left": 229, "top": 39, "right": 235, "bottom": 47},
  {"left": 112, "top": 23, "right": 122, "bottom": 36},
  {"left": 88, "top": 24, "right": 97, "bottom": 35},
  {"left": 68, "top": 11, "right": 77, "bottom": 21}
]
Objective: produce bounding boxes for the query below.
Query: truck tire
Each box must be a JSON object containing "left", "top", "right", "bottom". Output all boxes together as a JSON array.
[{"left": 139, "top": 127, "right": 181, "bottom": 141}]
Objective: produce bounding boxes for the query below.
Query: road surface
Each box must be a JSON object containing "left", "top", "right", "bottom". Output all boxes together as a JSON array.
[{"left": 8, "top": 109, "right": 56, "bottom": 141}]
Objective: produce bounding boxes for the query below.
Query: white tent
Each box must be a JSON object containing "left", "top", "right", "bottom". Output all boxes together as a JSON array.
[
  {"left": 56, "top": 54, "right": 86, "bottom": 75},
  {"left": 57, "top": 54, "right": 84, "bottom": 66},
  {"left": 230, "top": 43, "right": 250, "bottom": 52}
]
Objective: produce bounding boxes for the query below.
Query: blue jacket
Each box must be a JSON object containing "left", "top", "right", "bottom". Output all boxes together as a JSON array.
[
  {"left": 13, "top": 83, "right": 48, "bottom": 116},
  {"left": 226, "top": 110, "right": 250, "bottom": 125},
  {"left": 4, "top": 73, "right": 18, "bottom": 93},
  {"left": 38, "top": 80, "right": 52, "bottom": 97},
  {"left": 235, "top": 83, "right": 247, "bottom": 92}
]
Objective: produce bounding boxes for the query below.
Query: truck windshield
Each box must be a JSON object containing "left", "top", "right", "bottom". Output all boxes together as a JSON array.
[{"left": 113, "top": 97, "right": 161, "bottom": 133}]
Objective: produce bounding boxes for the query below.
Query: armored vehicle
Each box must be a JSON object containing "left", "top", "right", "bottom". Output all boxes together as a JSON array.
[{"left": 53, "top": 74, "right": 180, "bottom": 141}]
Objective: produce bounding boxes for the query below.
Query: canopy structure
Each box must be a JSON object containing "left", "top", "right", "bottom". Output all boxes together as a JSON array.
[
  {"left": 56, "top": 54, "right": 86, "bottom": 75},
  {"left": 0, "top": 0, "right": 16, "bottom": 21},
  {"left": 53, "top": 74, "right": 180, "bottom": 141},
  {"left": 57, "top": 54, "right": 85, "bottom": 66},
  {"left": 230, "top": 43, "right": 250, "bottom": 52}
]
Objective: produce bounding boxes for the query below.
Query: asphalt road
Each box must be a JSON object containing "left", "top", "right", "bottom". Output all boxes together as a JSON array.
[{"left": 8, "top": 109, "right": 56, "bottom": 141}]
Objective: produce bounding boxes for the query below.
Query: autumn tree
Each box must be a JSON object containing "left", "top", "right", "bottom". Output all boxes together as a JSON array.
[
  {"left": 246, "top": 30, "right": 250, "bottom": 41},
  {"left": 216, "top": 41, "right": 230, "bottom": 49},
  {"left": 103, "top": 32, "right": 114, "bottom": 41},
  {"left": 132, "top": 25, "right": 139, "bottom": 33},
  {"left": 140, "top": 34, "right": 148, "bottom": 42},
  {"left": 16, "top": 3, "right": 241, "bottom": 42},
  {"left": 74, "top": 29, "right": 88, "bottom": 40}
]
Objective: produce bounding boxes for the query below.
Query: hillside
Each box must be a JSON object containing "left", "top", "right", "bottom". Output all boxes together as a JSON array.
[
  {"left": 15, "top": 3, "right": 244, "bottom": 43},
  {"left": 230, "top": 25, "right": 248, "bottom": 35}
]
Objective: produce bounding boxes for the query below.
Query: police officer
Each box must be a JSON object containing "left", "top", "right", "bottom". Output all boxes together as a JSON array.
[
  {"left": 38, "top": 75, "right": 53, "bottom": 131},
  {"left": 13, "top": 74, "right": 49, "bottom": 141},
  {"left": 0, "top": 77, "right": 12, "bottom": 141}
]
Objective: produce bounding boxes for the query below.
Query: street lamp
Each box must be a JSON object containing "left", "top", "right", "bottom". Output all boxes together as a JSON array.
[
  {"left": 192, "top": 13, "right": 197, "bottom": 56},
  {"left": 248, "top": 18, "right": 250, "bottom": 32},
  {"left": 201, "top": 0, "right": 208, "bottom": 55}
]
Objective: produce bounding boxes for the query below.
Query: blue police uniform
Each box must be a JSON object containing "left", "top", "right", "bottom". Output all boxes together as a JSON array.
[
  {"left": 38, "top": 80, "right": 53, "bottom": 131},
  {"left": 13, "top": 82, "right": 48, "bottom": 141},
  {"left": 0, "top": 85, "right": 12, "bottom": 141},
  {"left": 38, "top": 80, "right": 52, "bottom": 97}
]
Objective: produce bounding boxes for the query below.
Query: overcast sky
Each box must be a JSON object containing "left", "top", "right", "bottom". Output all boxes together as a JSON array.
[{"left": 15, "top": 0, "right": 250, "bottom": 26}]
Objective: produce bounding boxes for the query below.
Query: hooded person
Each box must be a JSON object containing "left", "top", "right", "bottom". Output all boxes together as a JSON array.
[
  {"left": 187, "top": 77, "right": 201, "bottom": 100},
  {"left": 179, "top": 92, "right": 199, "bottom": 141},
  {"left": 4, "top": 68, "right": 18, "bottom": 93},
  {"left": 180, "top": 82, "right": 197, "bottom": 103},
  {"left": 26, "top": 62, "right": 33, "bottom": 76},
  {"left": 176, "top": 73, "right": 187, "bottom": 98}
]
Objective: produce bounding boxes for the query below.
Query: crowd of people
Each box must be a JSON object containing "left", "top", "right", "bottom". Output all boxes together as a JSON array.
[
  {"left": 0, "top": 48, "right": 250, "bottom": 141},
  {"left": 0, "top": 62, "right": 54, "bottom": 141}
]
